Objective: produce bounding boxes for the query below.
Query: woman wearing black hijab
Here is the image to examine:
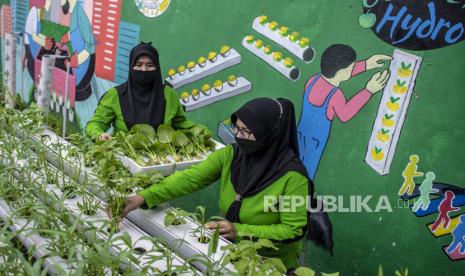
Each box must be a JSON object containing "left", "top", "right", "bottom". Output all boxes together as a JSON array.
[
  {"left": 120, "top": 97, "right": 311, "bottom": 269},
  {"left": 86, "top": 42, "right": 207, "bottom": 141}
]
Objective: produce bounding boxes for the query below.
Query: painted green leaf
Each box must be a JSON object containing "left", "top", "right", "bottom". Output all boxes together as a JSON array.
[{"left": 390, "top": 97, "right": 400, "bottom": 103}]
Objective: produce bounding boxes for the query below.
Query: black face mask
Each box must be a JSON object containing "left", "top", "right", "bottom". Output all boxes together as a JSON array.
[
  {"left": 235, "top": 137, "right": 265, "bottom": 155},
  {"left": 62, "top": 0, "right": 70, "bottom": 14},
  {"left": 132, "top": 70, "right": 155, "bottom": 87}
]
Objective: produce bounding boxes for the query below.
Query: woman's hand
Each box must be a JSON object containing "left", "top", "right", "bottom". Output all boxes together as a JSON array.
[
  {"left": 99, "top": 133, "right": 111, "bottom": 141},
  {"left": 206, "top": 220, "right": 237, "bottom": 241},
  {"left": 121, "top": 195, "right": 146, "bottom": 219}
]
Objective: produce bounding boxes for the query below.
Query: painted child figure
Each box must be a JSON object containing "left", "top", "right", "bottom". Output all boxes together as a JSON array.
[
  {"left": 398, "top": 154, "right": 424, "bottom": 196},
  {"left": 297, "top": 44, "right": 391, "bottom": 181},
  {"left": 431, "top": 191, "right": 459, "bottom": 232},
  {"left": 447, "top": 215, "right": 465, "bottom": 255},
  {"left": 412, "top": 172, "right": 439, "bottom": 212}
]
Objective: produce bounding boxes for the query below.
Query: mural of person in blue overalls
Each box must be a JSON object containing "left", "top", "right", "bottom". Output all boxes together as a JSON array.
[
  {"left": 59, "top": 0, "right": 96, "bottom": 101},
  {"left": 297, "top": 44, "right": 391, "bottom": 181}
]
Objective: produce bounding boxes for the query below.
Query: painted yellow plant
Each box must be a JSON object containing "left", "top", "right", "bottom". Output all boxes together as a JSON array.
[
  {"left": 397, "top": 62, "right": 413, "bottom": 78},
  {"left": 371, "top": 147, "right": 384, "bottom": 161},
  {"left": 382, "top": 114, "right": 395, "bottom": 127},
  {"left": 386, "top": 97, "right": 401, "bottom": 111},
  {"left": 393, "top": 79, "right": 408, "bottom": 94},
  {"left": 377, "top": 128, "right": 391, "bottom": 143}
]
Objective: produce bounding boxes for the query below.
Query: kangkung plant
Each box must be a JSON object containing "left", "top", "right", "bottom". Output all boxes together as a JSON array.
[
  {"left": 164, "top": 208, "right": 191, "bottom": 226},
  {"left": 190, "top": 206, "right": 224, "bottom": 244},
  {"left": 220, "top": 235, "right": 287, "bottom": 276}
]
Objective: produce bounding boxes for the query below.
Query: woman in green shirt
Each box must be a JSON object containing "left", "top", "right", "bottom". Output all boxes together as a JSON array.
[
  {"left": 86, "top": 42, "right": 204, "bottom": 141},
  {"left": 121, "top": 98, "right": 310, "bottom": 270}
]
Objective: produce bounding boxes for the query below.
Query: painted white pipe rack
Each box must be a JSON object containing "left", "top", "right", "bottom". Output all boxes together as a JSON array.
[
  {"left": 180, "top": 77, "right": 252, "bottom": 112},
  {"left": 165, "top": 49, "right": 241, "bottom": 89},
  {"left": 365, "top": 49, "right": 422, "bottom": 175},
  {"left": 242, "top": 36, "right": 300, "bottom": 81},
  {"left": 251, "top": 16, "right": 316, "bottom": 63}
]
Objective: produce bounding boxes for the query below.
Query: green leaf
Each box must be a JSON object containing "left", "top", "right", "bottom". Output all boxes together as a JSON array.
[
  {"left": 208, "top": 226, "right": 220, "bottom": 257},
  {"left": 321, "top": 273, "right": 340, "bottom": 276},
  {"left": 267, "top": 258, "right": 287, "bottom": 273},
  {"left": 122, "top": 232, "right": 132, "bottom": 247},
  {"left": 128, "top": 133, "right": 149, "bottom": 150},
  {"left": 378, "top": 265, "right": 383, "bottom": 276},
  {"left": 172, "top": 131, "right": 190, "bottom": 147},
  {"left": 255, "top": 239, "right": 276, "bottom": 249},
  {"left": 129, "top": 124, "right": 156, "bottom": 140},
  {"left": 381, "top": 129, "right": 390, "bottom": 134},
  {"left": 157, "top": 125, "right": 175, "bottom": 143},
  {"left": 385, "top": 114, "right": 394, "bottom": 119},
  {"left": 295, "top": 267, "right": 316, "bottom": 276},
  {"left": 234, "top": 259, "right": 249, "bottom": 273},
  {"left": 190, "top": 126, "right": 205, "bottom": 136},
  {"left": 164, "top": 212, "right": 176, "bottom": 226}
]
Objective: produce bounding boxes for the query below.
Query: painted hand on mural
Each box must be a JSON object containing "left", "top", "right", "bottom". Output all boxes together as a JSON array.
[
  {"left": 64, "top": 54, "right": 79, "bottom": 69},
  {"left": 60, "top": 32, "right": 70, "bottom": 45},
  {"left": 366, "top": 69, "right": 390, "bottom": 94},
  {"left": 366, "top": 54, "right": 392, "bottom": 70}
]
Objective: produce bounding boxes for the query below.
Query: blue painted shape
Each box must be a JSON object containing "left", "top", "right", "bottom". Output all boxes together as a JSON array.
[
  {"left": 413, "top": 194, "right": 465, "bottom": 217},
  {"left": 114, "top": 21, "right": 140, "bottom": 84},
  {"left": 10, "top": 0, "right": 28, "bottom": 33}
]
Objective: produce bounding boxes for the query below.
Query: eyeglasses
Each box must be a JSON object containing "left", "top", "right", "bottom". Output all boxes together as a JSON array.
[{"left": 232, "top": 124, "right": 253, "bottom": 139}]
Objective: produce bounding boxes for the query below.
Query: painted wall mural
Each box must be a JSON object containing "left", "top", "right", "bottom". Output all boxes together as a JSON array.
[
  {"left": 359, "top": 0, "right": 465, "bottom": 50},
  {"left": 2, "top": 0, "right": 141, "bottom": 131},
  {"left": 398, "top": 156, "right": 465, "bottom": 261}
]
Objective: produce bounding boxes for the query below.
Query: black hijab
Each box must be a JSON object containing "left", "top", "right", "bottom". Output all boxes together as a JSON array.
[
  {"left": 116, "top": 42, "right": 166, "bottom": 130},
  {"left": 226, "top": 98, "right": 333, "bottom": 254},
  {"left": 226, "top": 98, "right": 310, "bottom": 223}
]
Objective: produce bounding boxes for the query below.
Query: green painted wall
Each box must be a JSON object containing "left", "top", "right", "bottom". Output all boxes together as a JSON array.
[{"left": 120, "top": 0, "right": 465, "bottom": 275}]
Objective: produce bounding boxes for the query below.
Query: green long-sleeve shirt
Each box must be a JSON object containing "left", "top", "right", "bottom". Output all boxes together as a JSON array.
[
  {"left": 86, "top": 86, "right": 204, "bottom": 140},
  {"left": 138, "top": 145, "right": 308, "bottom": 269}
]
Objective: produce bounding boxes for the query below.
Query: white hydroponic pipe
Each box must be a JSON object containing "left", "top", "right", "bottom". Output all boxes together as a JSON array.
[
  {"left": 5, "top": 33, "right": 16, "bottom": 107},
  {"left": 37, "top": 55, "right": 55, "bottom": 113}
]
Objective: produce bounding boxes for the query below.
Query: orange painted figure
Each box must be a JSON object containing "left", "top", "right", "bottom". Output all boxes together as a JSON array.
[
  {"left": 431, "top": 191, "right": 460, "bottom": 232},
  {"left": 398, "top": 155, "right": 424, "bottom": 196}
]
